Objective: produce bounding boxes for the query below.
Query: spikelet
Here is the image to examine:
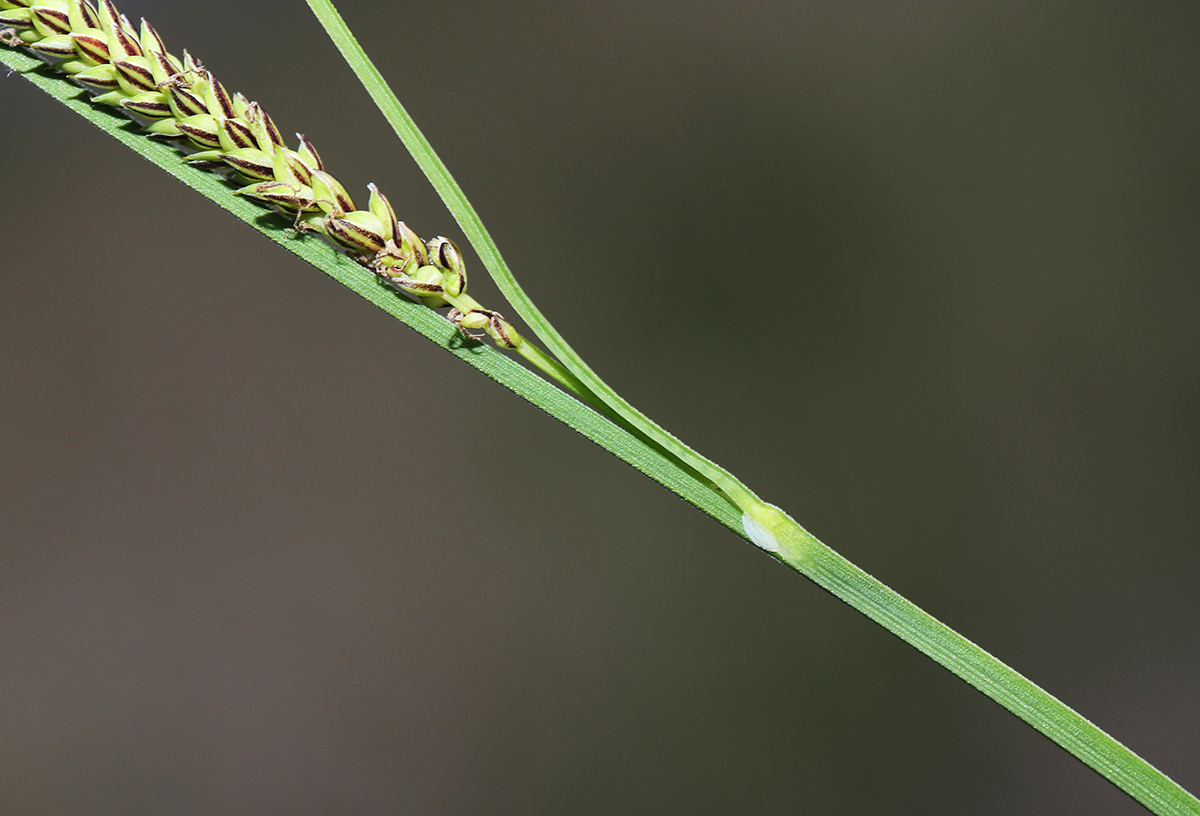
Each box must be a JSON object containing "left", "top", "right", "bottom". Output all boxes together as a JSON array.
[{"left": 1, "top": 0, "right": 523, "bottom": 348}]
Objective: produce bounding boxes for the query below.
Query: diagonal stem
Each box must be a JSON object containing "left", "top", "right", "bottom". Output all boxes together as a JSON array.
[
  {"left": 302, "top": 0, "right": 762, "bottom": 518},
  {"left": 299, "top": 4, "right": 1200, "bottom": 812},
  {"left": 6, "top": 17, "right": 1197, "bottom": 814}
]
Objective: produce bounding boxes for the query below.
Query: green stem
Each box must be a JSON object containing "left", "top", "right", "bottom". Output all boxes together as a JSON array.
[
  {"left": 438, "top": 291, "right": 645, "bottom": 437},
  {"left": 513, "top": 342, "right": 608, "bottom": 414},
  {"left": 799, "top": 529, "right": 1198, "bottom": 816},
  {"left": 299, "top": 4, "right": 1199, "bottom": 813},
  {"left": 303, "top": 0, "right": 757, "bottom": 517},
  {"left": 0, "top": 46, "right": 734, "bottom": 529},
  {"left": 6, "top": 21, "right": 1196, "bottom": 815},
  {"left": 511, "top": 340, "right": 724, "bottom": 493}
]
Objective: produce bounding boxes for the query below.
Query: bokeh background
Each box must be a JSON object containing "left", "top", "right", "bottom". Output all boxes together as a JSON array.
[{"left": 2, "top": 1, "right": 1198, "bottom": 813}]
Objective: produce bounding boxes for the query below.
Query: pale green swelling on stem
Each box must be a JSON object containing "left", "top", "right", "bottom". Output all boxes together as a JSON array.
[
  {"left": 5, "top": 26, "right": 1197, "bottom": 815},
  {"left": 299, "top": 4, "right": 1199, "bottom": 814}
]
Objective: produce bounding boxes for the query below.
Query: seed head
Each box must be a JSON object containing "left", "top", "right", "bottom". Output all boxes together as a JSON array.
[{"left": 4, "top": 0, "right": 524, "bottom": 352}]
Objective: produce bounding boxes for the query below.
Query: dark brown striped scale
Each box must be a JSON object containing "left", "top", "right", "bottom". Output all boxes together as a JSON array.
[
  {"left": 139, "top": 19, "right": 165, "bottom": 53},
  {"left": 372, "top": 187, "right": 399, "bottom": 242},
  {"left": 29, "top": 34, "right": 74, "bottom": 58},
  {"left": 147, "top": 49, "right": 177, "bottom": 84},
  {"left": 167, "top": 85, "right": 206, "bottom": 117},
  {"left": 331, "top": 187, "right": 354, "bottom": 213},
  {"left": 282, "top": 151, "right": 314, "bottom": 185},
  {"left": 325, "top": 217, "right": 387, "bottom": 253},
  {"left": 176, "top": 118, "right": 221, "bottom": 149},
  {"left": 255, "top": 183, "right": 317, "bottom": 212},
  {"left": 113, "top": 56, "right": 156, "bottom": 92},
  {"left": 396, "top": 222, "right": 429, "bottom": 265},
  {"left": 432, "top": 239, "right": 452, "bottom": 268},
  {"left": 72, "top": 64, "right": 119, "bottom": 91},
  {"left": 262, "top": 111, "right": 283, "bottom": 147},
  {"left": 96, "top": 0, "right": 122, "bottom": 36},
  {"left": 390, "top": 279, "right": 443, "bottom": 295},
  {"left": 0, "top": 9, "right": 35, "bottom": 31},
  {"left": 488, "top": 316, "right": 517, "bottom": 348},
  {"left": 121, "top": 93, "right": 171, "bottom": 117},
  {"left": 203, "top": 71, "right": 235, "bottom": 119},
  {"left": 221, "top": 151, "right": 274, "bottom": 181},
  {"left": 30, "top": 5, "right": 70, "bottom": 34},
  {"left": 219, "top": 117, "right": 256, "bottom": 149},
  {"left": 247, "top": 102, "right": 283, "bottom": 150},
  {"left": 108, "top": 23, "right": 141, "bottom": 58},
  {"left": 297, "top": 134, "right": 324, "bottom": 170},
  {"left": 75, "top": 0, "right": 100, "bottom": 29},
  {"left": 69, "top": 29, "right": 109, "bottom": 63}
]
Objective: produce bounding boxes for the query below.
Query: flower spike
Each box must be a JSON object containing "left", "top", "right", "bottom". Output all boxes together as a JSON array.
[{"left": 3, "top": 0, "right": 524, "bottom": 353}]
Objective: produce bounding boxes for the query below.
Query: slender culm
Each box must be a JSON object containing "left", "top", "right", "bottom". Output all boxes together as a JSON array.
[{"left": 5, "top": 4, "right": 1199, "bottom": 812}]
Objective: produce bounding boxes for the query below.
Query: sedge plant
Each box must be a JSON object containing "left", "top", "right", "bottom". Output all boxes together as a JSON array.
[{"left": 1, "top": 0, "right": 1196, "bottom": 812}]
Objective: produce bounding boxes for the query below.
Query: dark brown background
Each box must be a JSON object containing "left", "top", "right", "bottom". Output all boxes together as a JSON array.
[{"left": 2, "top": 1, "right": 1198, "bottom": 813}]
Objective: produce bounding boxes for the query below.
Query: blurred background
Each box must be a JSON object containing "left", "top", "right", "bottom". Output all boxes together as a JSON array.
[{"left": 1, "top": 1, "right": 1197, "bottom": 813}]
